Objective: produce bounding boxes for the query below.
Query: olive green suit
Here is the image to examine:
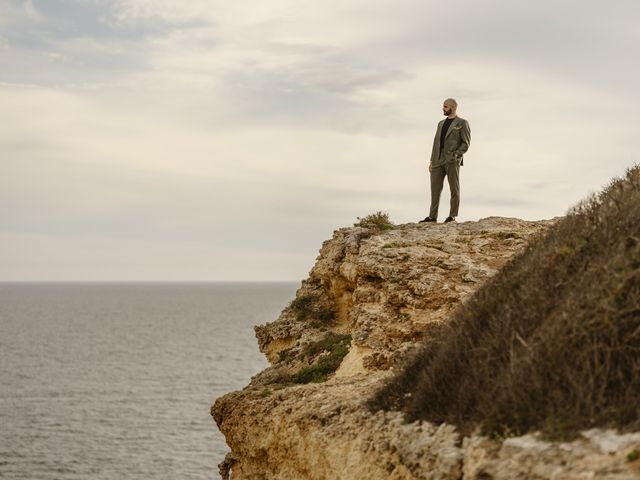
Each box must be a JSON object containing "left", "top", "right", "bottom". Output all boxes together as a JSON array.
[{"left": 428, "top": 116, "right": 471, "bottom": 219}]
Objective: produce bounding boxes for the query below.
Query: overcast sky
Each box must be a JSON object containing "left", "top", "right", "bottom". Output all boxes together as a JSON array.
[{"left": 1, "top": 0, "right": 638, "bottom": 281}]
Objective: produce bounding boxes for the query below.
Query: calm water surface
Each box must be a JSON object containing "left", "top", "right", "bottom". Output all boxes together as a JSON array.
[{"left": 0, "top": 282, "right": 298, "bottom": 479}]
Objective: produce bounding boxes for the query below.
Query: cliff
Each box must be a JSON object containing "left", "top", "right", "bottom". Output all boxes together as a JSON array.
[{"left": 212, "top": 213, "right": 640, "bottom": 479}]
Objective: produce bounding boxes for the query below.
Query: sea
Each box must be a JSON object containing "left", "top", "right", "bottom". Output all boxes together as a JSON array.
[{"left": 0, "top": 281, "right": 299, "bottom": 480}]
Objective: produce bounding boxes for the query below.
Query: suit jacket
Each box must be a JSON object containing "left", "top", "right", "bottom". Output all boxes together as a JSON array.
[{"left": 430, "top": 116, "right": 471, "bottom": 167}]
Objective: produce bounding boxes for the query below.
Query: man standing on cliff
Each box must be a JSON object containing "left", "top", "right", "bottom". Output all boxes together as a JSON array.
[{"left": 419, "top": 98, "right": 471, "bottom": 224}]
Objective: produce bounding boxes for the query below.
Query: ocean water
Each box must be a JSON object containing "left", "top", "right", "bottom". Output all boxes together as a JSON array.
[{"left": 0, "top": 282, "right": 298, "bottom": 480}]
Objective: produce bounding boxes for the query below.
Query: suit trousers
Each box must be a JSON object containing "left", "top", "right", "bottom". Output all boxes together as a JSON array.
[{"left": 429, "top": 161, "right": 460, "bottom": 219}]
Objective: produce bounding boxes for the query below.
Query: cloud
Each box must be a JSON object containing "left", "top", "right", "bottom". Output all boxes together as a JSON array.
[
  {"left": 1, "top": 0, "right": 639, "bottom": 279},
  {"left": 108, "top": 0, "right": 218, "bottom": 26}
]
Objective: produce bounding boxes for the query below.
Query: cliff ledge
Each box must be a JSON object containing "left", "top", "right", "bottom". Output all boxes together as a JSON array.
[{"left": 212, "top": 216, "right": 640, "bottom": 480}]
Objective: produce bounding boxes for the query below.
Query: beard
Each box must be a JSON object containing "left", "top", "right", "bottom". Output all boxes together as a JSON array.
[{"left": 443, "top": 108, "right": 451, "bottom": 116}]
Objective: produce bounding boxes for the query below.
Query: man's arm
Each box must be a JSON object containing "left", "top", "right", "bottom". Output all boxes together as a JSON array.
[
  {"left": 429, "top": 127, "right": 440, "bottom": 172},
  {"left": 453, "top": 120, "right": 471, "bottom": 157}
]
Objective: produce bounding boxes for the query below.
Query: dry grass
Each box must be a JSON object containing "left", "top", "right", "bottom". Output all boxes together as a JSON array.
[
  {"left": 370, "top": 165, "right": 640, "bottom": 439},
  {"left": 354, "top": 211, "right": 394, "bottom": 230}
]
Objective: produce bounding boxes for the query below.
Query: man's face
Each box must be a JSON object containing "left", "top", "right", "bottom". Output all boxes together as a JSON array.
[{"left": 442, "top": 102, "right": 454, "bottom": 116}]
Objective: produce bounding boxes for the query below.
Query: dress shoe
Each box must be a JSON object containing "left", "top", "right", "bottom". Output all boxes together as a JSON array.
[
  {"left": 419, "top": 216, "right": 437, "bottom": 223},
  {"left": 444, "top": 216, "right": 456, "bottom": 223}
]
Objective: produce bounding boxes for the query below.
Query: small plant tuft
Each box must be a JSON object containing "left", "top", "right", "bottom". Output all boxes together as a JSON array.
[
  {"left": 260, "top": 388, "right": 272, "bottom": 398},
  {"left": 288, "top": 294, "right": 336, "bottom": 325},
  {"left": 291, "top": 333, "right": 351, "bottom": 384},
  {"left": 318, "top": 308, "right": 336, "bottom": 323},
  {"left": 277, "top": 347, "right": 295, "bottom": 364},
  {"left": 289, "top": 294, "right": 316, "bottom": 321},
  {"left": 354, "top": 211, "right": 394, "bottom": 230}
]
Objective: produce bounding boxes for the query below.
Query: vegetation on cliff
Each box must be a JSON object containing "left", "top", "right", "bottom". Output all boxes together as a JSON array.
[
  {"left": 287, "top": 294, "right": 336, "bottom": 327},
  {"left": 290, "top": 333, "right": 352, "bottom": 383},
  {"left": 268, "top": 332, "right": 352, "bottom": 385},
  {"left": 353, "top": 210, "right": 394, "bottom": 231},
  {"left": 371, "top": 165, "right": 640, "bottom": 439}
]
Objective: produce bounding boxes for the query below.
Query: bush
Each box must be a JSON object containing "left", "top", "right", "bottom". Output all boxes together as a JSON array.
[
  {"left": 288, "top": 294, "right": 336, "bottom": 325},
  {"left": 318, "top": 308, "right": 336, "bottom": 323},
  {"left": 291, "top": 333, "right": 351, "bottom": 384},
  {"left": 354, "top": 211, "right": 394, "bottom": 230},
  {"left": 289, "top": 294, "right": 316, "bottom": 321},
  {"left": 370, "top": 165, "right": 640, "bottom": 439}
]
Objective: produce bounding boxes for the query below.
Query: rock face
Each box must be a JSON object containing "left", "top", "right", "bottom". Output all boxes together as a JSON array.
[{"left": 211, "top": 217, "right": 640, "bottom": 480}]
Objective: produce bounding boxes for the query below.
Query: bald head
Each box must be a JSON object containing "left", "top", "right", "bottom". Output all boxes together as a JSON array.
[{"left": 443, "top": 98, "right": 458, "bottom": 118}]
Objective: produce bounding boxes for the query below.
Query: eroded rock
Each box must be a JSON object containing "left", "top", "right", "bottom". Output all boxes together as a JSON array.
[{"left": 212, "top": 216, "right": 640, "bottom": 479}]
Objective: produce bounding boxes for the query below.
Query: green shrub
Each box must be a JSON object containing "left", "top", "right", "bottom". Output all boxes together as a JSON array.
[
  {"left": 318, "top": 308, "right": 336, "bottom": 323},
  {"left": 291, "top": 359, "right": 336, "bottom": 384},
  {"left": 354, "top": 211, "right": 394, "bottom": 230},
  {"left": 291, "top": 333, "right": 351, "bottom": 384},
  {"left": 289, "top": 294, "right": 316, "bottom": 321},
  {"left": 260, "top": 388, "right": 272, "bottom": 398},
  {"left": 288, "top": 294, "right": 336, "bottom": 325},
  {"left": 277, "top": 347, "right": 295, "bottom": 363}
]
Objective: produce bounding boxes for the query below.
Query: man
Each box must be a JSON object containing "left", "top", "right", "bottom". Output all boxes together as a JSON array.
[{"left": 419, "top": 98, "right": 471, "bottom": 224}]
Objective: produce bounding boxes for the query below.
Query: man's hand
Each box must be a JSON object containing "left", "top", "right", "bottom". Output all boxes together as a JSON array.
[{"left": 428, "top": 163, "right": 432, "bottom": 173}]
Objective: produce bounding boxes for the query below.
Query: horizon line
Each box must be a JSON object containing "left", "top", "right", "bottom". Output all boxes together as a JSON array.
[{"left": 0, "top": 279, "right": 301, "bottom": 283}]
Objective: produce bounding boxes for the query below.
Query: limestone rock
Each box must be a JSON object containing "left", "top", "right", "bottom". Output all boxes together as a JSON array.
[{"left": 212, "top": 217, "right": 640, "bottom": 479}]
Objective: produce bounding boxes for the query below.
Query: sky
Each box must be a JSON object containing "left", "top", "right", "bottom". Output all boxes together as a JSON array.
[{"left": 1, "top": 0, "right": 638, "bottom": 281}]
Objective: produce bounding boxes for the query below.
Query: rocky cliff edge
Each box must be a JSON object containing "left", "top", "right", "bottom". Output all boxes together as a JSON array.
[{"left": 212, "top": 216, "right": 640, "bottom": 480}]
